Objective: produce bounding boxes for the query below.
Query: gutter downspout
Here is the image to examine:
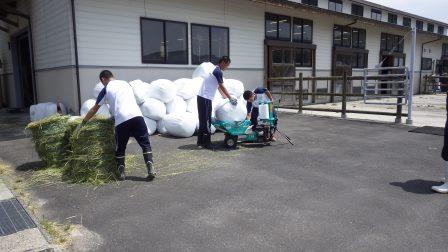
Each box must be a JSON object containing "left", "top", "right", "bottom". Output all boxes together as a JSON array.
[
  {"left": 26, "top": 16, "right": 37, "bottom": 106},
  {"left": 71, "top": 0, "right": 81, "bottom": 114},
  {"left": 419, "top": 37, "right": 442, "bottom": 93}
]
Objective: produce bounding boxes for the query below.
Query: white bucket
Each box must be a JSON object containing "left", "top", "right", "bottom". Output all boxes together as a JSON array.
[{"left": 258, "top": 104, "right": 270, "bottom": 120}]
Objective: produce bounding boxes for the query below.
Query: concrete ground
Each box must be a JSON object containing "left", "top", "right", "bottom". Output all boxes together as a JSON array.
[
  {"left": 290, "top": 94, "right": 447, "bottom": 127},
  {"left": 0, "top": 110, "right": 447, "bottom": 251}
]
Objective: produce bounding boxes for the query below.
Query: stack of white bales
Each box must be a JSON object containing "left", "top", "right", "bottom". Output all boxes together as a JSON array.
[
  {"left": 30, "top": 102, "right": 67, "bottom": 122},
  {"left": 80, "top": 62, "right": 247, "bottom": 138}
]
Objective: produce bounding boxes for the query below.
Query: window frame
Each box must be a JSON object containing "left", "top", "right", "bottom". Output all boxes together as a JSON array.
[
  {"left": 371, "top": 9, "right": 382, "bottom": 21},
  {"left": 333, "top": 25, "right": 366, "bottom": 49},
  {"left": 416, "top": 20, "right": 424, "bottom": 30},
  {"left": 381, "top": 33, "right": 404, "bottom": 53},
  {"left": 191, "top": 23, "right": 230, "bottom": 65},
  {"left": 328, "top": 0, "right": 343, "bottom": 12},
  {"left": 302, "top": 0, "right": 318, "bottom": 6},
  {"left": 403, "top": 17, "right": 411, "bottom": 27},
  {"left": 421, "top": 57, "right": 433, "bottom": 71},
  {"left": 442, "top": 43, "right": 448, "bottom": 57},
  {"left": 427, "top": 23, "right": 434, "bottom": 32},
  {"left": 295, "top": 47, "right": 313, "bottom": 67},
  {"left": 388, "top": 13, "right": 397, "bottom": 24},
  {"left": 140, "top": 17, "right": 189, "bottom": 65},
  {"left": 293, "top": 17, "right": 313, "bottom": 43},
  {"left": 265, "top": 13, "right": 291, "bottom": 41},
  {"left": 351, "top": 4, "right": 364, "bottom": 17},
  {"left": 438, "top": 26, "right": 445, "bottom": 35}
]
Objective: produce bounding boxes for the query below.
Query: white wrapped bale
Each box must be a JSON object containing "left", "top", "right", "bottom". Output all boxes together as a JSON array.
[
  {"left": 93, "top": 82, "right": 104, "bottom": 99},
  {"left": 140, "top": 98, "right": 166, "bottom": 121},
  {"left": 148, "top": 79, "right": 177, "bottom": 103},
  {"left": 166, "top": 96, "right": 187, "bottom": 114},
  {"left": 164, "top": 112, "right": 197, "bottom": 138},
  {"left": 143, "top": 117, "right": 157, "bottom": 135},
  {"left": 190, "top": 77, "right": 204, "bottom": 96},
  {"left": 30, "top": 102, "right": 53, "bottom": 121},
  {"left": 192, "top": 62, "right": 216, "bottom": 79},
  {"left": 215, "top": 98, "right": 247, "bottom": 122},
  {"left": 80, "top": 99, "right": 111, "bottom": 118},
  {"left": 157, "top": 118, "right": 168, "bottom": 134},
  {"left": 176, "top": 78, "right": 196, "bottom": 100},
  {"left": 129, "top": 79, "right": 150, "bottom": 105},
  {"left": 186, "top": 97, "right": 198, "bottom": 115},
  {"left": 223, "top": 79, "right": 245, "bottom": 98}
]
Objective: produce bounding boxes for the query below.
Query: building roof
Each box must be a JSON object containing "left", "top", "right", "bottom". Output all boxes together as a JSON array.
[{"left": 355, "top": 0, "right": 448, "bottom": 27}]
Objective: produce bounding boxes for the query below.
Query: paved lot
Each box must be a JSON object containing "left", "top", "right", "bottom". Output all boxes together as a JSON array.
[{"left": 1, "top": 111, "right": 448, "bottom": 251}]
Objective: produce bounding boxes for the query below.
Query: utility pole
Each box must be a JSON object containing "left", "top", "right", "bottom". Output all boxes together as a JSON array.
[{"left": 407, "top": 25, "right": 416, "bottom": 125}]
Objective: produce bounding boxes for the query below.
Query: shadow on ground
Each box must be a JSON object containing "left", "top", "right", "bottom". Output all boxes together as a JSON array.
[{"left": 390, "top": 179, "right": 440, "bottom": 194}]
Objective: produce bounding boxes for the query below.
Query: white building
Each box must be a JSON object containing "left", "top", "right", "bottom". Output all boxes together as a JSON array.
[{"left": 0, "top": 0, "right": 447, "bottom": 113}]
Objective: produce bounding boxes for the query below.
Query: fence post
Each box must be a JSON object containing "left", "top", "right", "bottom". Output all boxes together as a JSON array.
[
  {"left": 298, "top": 72, "right": 303, "bottom": 114},
  {"left": 341, "top": 72, "right": 347, "bottom": 119}
]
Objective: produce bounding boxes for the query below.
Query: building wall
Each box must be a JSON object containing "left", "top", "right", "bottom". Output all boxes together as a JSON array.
[{"left": 74, "top": 0, "right": 266, "bottom": 103}]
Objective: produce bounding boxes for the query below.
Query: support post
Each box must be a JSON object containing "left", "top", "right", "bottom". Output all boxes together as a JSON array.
[
  {"left": 406, "top": 26, "right": 416, "bottom": 125},
  {"left": 341, "top": 72, "right": 347, "bottom": 119},
  {"left": 298, "top": 72, "right": 303, "bottom": 114}
]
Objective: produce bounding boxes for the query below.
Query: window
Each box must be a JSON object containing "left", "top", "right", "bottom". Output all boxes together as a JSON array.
[
  {"left": 335, "top": 52, "right": 367, "bottom": 68},
  {"left": 329, "top": 0, "right": 342, "bottom": 12},
  {"left": 442, "top": 44, "right": 448, "bottom": 57},
  {"left": 302, "top": 0, "right": 318, "bottom": 6},
  {"left": 427, "top": 23, "right": 434, "bottom": 32},
  {"left": 141, "top": 18, "right": 188, "bottom": 64},
  {"left": 272, "top": 48, "right": 292, "bottom": 64},
  {"left": 351, "top": 4, "right": 364, "bottom": 17},
  {"left": 334, "top": 25, "right": 365, "bottom": 48},
  {"left": 191, "top": 24, "right": 229, "bottom": 65},
  {"left": 265, "top": 13, "right": 291, "bottom": 41},
  {"left": 403, "top": 17, "right": 411, "bottom": 27},
  {"left": 438, "top": 26, "right": 445, "bottom": 35},
  {"left": 371, "top": 9, "right": 382, "bottom": 21},
  {"left": 293, "top": 18, "right": 313, "bottom": 43},
  {"left": 388, "top": 13, "right": 397, "bottom": 24},
  {"left": 416, "top": 20, "right": 423, "bottom": 30},
  {"left": 421, "top": 58, "right": 433, "bottom": 70},
  {"left": 352, "top": 28, "right": 366, "bottom": 49},
  {"left": 381, "top": 33, "right": 404, "bottom": 53},
  {"left": 295, "top": 48, "right": 312, "bottom": 67}
]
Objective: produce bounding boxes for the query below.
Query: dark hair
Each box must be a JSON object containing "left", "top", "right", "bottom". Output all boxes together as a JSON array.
[
  {"left": 218, "top": 56, "right": 231, "bottom": 64},
  {"left": 99, "top": 70, "right": 114, "bottom": 80},
  {"left": 243, "top": 90, "right": 253, "bottom": 100}
]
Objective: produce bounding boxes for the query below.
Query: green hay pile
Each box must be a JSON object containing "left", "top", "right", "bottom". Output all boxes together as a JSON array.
[
  {"left": 26, "top": 115, "right": 71, "bottom": 167},
  {"left": 66, "top": 117, "right": 118, "bottom": 184}
]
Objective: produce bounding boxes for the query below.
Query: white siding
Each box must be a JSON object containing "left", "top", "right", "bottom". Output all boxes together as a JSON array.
[
  {"left": 75, "top": 0, "right": 265, "bottom": 69},
  {"left": 31, "top": 0, "right": 74, "bottom": 69}
]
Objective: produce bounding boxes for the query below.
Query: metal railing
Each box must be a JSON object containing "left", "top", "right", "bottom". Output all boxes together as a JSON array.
[
  {"left": 423, "top": 75, "right": 448, "bottom": 94},
  {"left": 269, "top": 71, "right": 409, "bottom": 123}
]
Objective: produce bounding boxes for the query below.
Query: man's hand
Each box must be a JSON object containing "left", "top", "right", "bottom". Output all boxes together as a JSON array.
[
  {"left": 74, "top": 120, "right": 86, "bottom": 138},
  {"left": 229, "top": 97, "right": 238, "bottom": 106}
]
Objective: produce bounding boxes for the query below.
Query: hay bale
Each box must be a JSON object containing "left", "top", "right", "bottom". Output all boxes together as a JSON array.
[
  {"left": 26, "top": 115, "right": 71, "bottom": 167},
  {"left": 66, "top": 117, "right": 118, "bottom": 184}
]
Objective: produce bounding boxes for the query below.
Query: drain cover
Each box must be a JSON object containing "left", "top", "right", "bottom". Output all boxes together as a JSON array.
[{"left": 0, "top": 199, "right": 36, "bottom": 236}]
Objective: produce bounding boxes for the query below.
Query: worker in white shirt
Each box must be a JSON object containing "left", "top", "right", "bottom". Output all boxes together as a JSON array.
[
  {"left": 197, "top": 56, "right": 237, "bottom": 150},
  {"left": 76, "top": 70, "right": 155, "bottom": 181}
]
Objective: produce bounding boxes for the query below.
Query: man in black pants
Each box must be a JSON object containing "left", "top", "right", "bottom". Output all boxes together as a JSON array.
[
  {"left": 432, "top": 94, "right": 448, "bottom": 193},
  {"left": 197, "top": 56, "right": 237, "bottom": 150},
  {"left": 76, "top": 70, "right": 155, "bottom": 181}
]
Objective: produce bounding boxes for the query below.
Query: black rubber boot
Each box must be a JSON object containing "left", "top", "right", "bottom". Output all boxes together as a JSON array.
[
  {"left": 116, "top": 157, "right": 126, "bottom": 181},
  {"left": 143, "top": 151, "right": 155, "bottom": 181},
  {"left": 203, "top": 134, "right": 216, "bottom": 151},
  {"left": 197, "top": 133, "right": 204, "bottom": 147}
]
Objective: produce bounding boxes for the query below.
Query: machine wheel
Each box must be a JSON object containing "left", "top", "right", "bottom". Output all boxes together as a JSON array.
[{"left": 224, "top": 134, "right": 238, "bottom": 149}]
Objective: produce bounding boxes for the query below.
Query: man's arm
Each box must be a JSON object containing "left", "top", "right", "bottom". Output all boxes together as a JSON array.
[
  {"left": 83, "top": 104, "right": 100, "bottom": 123},
  {"left": 265, "top": 90, "right": 274, "bottom": 102},
  {"left": 218, "top": 83, "right": 232, "bottom": 99}
]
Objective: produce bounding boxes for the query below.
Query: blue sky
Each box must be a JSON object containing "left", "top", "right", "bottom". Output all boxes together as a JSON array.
[{"left": 370, "top": 0, "right": 448, "bottom": 23}]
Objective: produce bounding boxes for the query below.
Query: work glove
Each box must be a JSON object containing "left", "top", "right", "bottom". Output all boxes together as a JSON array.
[
  {"left": 229, "top": 97, "right": 238, "bottom": 106},
  {"left": 74, "top": 120, "right": 86, "bottom": 138}
]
